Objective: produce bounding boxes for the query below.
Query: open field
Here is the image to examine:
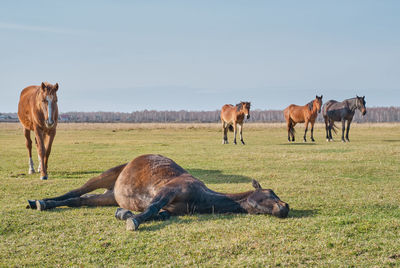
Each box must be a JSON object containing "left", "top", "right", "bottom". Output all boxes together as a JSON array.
[{"left": 0, "top": 122, "right": 400, "bottom": 266}]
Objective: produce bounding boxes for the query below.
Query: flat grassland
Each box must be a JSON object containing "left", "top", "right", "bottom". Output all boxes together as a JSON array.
[{"left": 0, "top": 123, "right": 399, "bottom": 266}]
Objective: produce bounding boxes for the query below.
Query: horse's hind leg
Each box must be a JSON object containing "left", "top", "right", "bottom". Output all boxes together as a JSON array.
[
  {"left": 23, "top": 128, "right": 35, "bottom": 174},
  {"left": 341, "top": 119, "right": 346, "bottom": 142},
  {"left": 324, "top": 117, "right": 329, "bottom": 142},
  {"left": 222, "top": 122, "right": 228, "bottom": 144},
  {"left": 27, "top": 163, "right": 126, "bottom": 209},
  {"left": 115, "top": 208, "right": 170, "bottom": 221},
  {"left": 36, "top": 190, "right": 117, "bottom": 211}
]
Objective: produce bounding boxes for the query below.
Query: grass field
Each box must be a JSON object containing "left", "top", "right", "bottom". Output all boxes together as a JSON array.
[{"left": 0, "top": 122, "right": 399, "bottom": 267}]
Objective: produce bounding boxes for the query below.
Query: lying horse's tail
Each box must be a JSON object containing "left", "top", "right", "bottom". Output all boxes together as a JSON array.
[{"left": 228, "top": 125, "right": 234, "bottom": 132}]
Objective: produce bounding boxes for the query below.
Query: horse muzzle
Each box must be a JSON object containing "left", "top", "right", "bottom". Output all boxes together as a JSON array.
[
  {"left": 362, "top": 109, "right": 367, "bottom": 116},
  {"left": 272, "top": 202, "right": 289, "bottom": 218},
  {"left": 246, "top": 115, "right": 250, "bottom": 119}
]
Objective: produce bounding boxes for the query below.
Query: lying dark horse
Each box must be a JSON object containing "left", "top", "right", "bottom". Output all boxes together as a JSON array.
[
  {"left": 27, "top": 154, "right": 289, "bottom": 231},
  {"left": 322, "top": 96, "right": 366, "bottom": 142}
]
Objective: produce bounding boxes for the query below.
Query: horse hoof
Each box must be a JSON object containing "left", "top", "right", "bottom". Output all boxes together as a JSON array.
[
  {"left": 126, "top": 218, "right": 139, "bottom": 231},
  {"left": 27, "top": 200, "right": 37, "bottom": 209},
  {"left": 28, "top": 169, "right": 35, "bottom": 174},
  {"left": 40, "top": 176, "right": 48, "bottom": 180},
  {"left": 36, "top": 200, "right": 46, "bottom": 211},
  {"left": 115, "top": 208, "right": 134, "bottom": 221}
]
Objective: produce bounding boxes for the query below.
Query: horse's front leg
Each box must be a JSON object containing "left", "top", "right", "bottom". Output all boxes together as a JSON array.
[
  {"left": 115, "top": 208, "right": 170, "bottom": 222},
  {"left": 341, "top": 119, "right": 346, "bottom": 142},
  {"left": 33, "top": 128, "right": 47, "bottom": 180},
  {"left": 345, "top": 119, "right": 352, "bottom": 142},
  {"left": 303, "top": 121, "right": 309, "bottom": 142},
  {"left": 125, "top": 190, "right": 177, "bottom": 231},
  {"left": 23, "top": 128, "right": 35, "bottom": 174},
  {"left": 239, "top": 123, "right": 245, "bottom": 145},
  {"left": 310, "top": 120, "right": 315, "bottom": 142},
  {"left": 233, "top": 123, "right": 237, "bottom": 144},
  {"left": 44, "top": 130, "right": 56, "bottom": 170}
]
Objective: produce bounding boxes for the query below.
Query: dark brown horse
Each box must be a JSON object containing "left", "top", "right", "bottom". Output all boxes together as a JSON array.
[
  {"left": 27, "top": 154, "right": 289, "bottom": 231},
  {"left": 18, "top": 82, "right": 59, "bottom": 180},
  {"left": 221, "top": 102, "right": 251, "bottom": 144},
  {"left": 322, "top": 96, "right": 366, "bottom": 142},
  {"left": 283, "top": 95, "right": 323, "bottom": 142}
]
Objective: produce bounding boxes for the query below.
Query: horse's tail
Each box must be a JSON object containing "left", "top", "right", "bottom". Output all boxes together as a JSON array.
[
  {"left": 331, "top": 122, "right": 338, "bottom": 134},
  {"left": 228, "top": 125, "right": 234, "bottom": 132}
]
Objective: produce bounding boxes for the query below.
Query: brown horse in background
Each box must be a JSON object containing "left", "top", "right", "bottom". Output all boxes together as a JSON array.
[
  {"left": 18, "top": 82, "right": 59, "bottom": 180},
  {"left": 221, "top": 102, "right": 251, "bottom": 144},
  {"left": 283, "top": 95, "right": 323, "bottom": 142},
  {"left": 27, "top": 154, "right": 289, "bottom": 231}
]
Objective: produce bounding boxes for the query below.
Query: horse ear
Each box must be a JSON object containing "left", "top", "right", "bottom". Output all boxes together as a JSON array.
[
  {"left": 320, "top": 95, "right": 323, "bottom": 99},
  {"left": 308, "top": 102, "right": 313, "bottom": 111},
  {"left": 362, "top": 96, "right": 365, "bottom": 99},
  {"left": 252, "top": 179, "right": 262, "bottom": 190},
  {"left": 54, "top": 83, "right": 59, "bottom": 92},
  {"left": 41, "top": 82, "right": 46, "bottom": 91}
]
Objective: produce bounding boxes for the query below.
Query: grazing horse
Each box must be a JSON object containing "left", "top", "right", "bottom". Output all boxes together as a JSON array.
[
  {"left": 322, "top": 96, "right": 366, "bottom": 142},
  {"left": 283, "top": 95, "right": 323, "bottom": 142},
  {"left": 27, "top": 154, "right": 289, "bottom": 231},
  {"left": 18, "top": 82, "right": 59, "bottom": 180},
  {"left": 221, "top": 102, "right": 251, "bottom": 144}
]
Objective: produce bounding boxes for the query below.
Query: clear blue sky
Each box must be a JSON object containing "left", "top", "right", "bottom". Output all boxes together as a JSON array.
[{"left": 0, "top": 1, "right": 399, "bottom": 112}]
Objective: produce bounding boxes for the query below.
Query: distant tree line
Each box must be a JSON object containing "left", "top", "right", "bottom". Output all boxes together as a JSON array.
[{"left": 1, "top": 107, "right": 400, "bottom": 123}]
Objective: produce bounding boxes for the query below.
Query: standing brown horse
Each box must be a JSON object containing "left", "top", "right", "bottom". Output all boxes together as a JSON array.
[
  {"left": 27, "top": 154, "right": 289, "bottom": 231},
  {"left": 283, "top": 95, "right": 323, "bottom": 142},
  {"left": 18, "top": 82, "right": 59, "bottom": 180},
  {"left": 221, "top": 102, "right": 251, "bottom": 144}
]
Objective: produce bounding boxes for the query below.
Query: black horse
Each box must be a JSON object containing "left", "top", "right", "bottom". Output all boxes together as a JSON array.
[{"left": 322, "top": 96, "right": 367, "bottom": 142}]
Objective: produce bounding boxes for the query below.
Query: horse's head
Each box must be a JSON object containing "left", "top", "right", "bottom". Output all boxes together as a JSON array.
[
  {"left": 238, "top": 101, "right": 251, "bottom": 119},
  {"left": 246, "top": 179, "right": 289, "bottom": 218},
  {"left": 314, "top": 95, "right": 323, "bottom": 113},
  {"left": 356, "top": 95, "right": 366, "bottom": 115},
  {"left": 38, "top": 82, "right": 59, "bottom": 128}
]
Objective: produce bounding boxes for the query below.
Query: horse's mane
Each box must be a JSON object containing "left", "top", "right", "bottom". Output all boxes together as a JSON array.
[{"left": 307, "top": 101, "right": 313, "bottom": 111}]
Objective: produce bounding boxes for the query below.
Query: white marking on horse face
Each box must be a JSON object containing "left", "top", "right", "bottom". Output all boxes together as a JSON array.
[{"left": 46, "top": 96, "right": 54, "bottom": 125}]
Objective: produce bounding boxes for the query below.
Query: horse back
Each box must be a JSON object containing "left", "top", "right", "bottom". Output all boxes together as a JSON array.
[
  {"left": 18, "top": 85, "right": 40, "bottom": 130},
  {"left": 220, "top": 104, "right": 235, "bottom": 122}
]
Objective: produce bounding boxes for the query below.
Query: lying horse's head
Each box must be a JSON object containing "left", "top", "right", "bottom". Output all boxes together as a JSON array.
[
  {"left": 237, "top": 101, "right": 251, "bottom": 119},
  {"left": 356, "top": 95, "right": 366, "bottom": 116},
  {"left": 38, "top": 82, "right": 59, "bottom": 128},
  {"left": 246, "top": 179, "right": 289, "bottom": 218}
]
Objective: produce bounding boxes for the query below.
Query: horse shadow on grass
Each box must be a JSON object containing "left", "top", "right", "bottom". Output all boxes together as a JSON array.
[{"left": 187, "top": 169, "right": 252, "bottom": 184}]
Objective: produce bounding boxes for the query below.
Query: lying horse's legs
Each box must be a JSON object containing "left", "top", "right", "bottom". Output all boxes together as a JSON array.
[
  {"left": 27, "top": 163, "right": 127, "bottom": 209},
  {"left": 345, "top": 119, "right": 352, "bottom": 142},
  {"left": 23, "top": 128, "right": 35, "bottom": 174},
  {"left": 126, "top": 189, "right": 178, "bottom": 231},
  {"left": 36, "top": 190, "right": 116, "bottom": 210},
  {"left": 239, "top": 123, "right": 245, "bottom": 145},
  {"left": 341, "top": 119, "right": 346, "bottom": 142},
  {"left": 115, "top": 208, "right": 170, "bottom": 222}
]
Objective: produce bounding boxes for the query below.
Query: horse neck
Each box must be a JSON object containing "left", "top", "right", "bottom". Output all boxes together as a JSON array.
[
  {"left": 202, "top": 189, "right": 254, "bottom": 213},
  {"left": 345, "top": 98, "right": 357, "bottom": 112}
]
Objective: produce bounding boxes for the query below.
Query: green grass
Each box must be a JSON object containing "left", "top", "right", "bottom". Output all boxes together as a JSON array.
[{"left": 1, "top": 122, "right": 400, "bottom": 267}]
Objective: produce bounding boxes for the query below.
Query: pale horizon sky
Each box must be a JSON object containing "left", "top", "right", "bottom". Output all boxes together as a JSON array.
[{"left": 0, "top": 1, "right": 399, "bottom": 112}]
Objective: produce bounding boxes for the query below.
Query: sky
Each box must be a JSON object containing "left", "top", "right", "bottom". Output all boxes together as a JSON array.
[{"left": 0, "top": 1, "right": 399, "bottom": 112}]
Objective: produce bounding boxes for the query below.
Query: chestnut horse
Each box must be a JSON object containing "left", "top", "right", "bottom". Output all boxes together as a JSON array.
[
  {"left": 18, "top": 82, "right": 59, "bottom": 180},
  {"left": 27, "top": 154, "right": 289, "bottom": 231},
  {"left": 283, "top": 95, "right": 323, "bottom": 142},
  {"left": 221, "top": 102, "right": 251, "bottom": 144}
]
